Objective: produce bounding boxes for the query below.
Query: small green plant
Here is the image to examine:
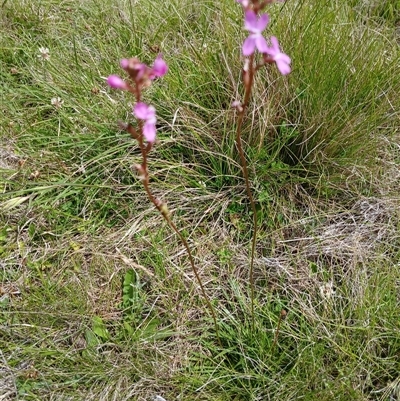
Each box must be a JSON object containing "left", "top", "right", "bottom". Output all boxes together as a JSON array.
[
  {"left": 120, "top": 269, "right": 148, "bottom": 338},
  {"left": 119, "top": 268, "right": 172, "bottom": 341},
  {"left": 91, "top": 315, "right": 110, "bottom": 342},
  {"left": 216, "top": 247, "right": 233, "bottom": 267}
]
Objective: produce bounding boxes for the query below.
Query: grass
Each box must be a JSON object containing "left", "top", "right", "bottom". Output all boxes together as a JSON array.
[{"left": 1, "top": 0, "right": 400, "bottom": 400}]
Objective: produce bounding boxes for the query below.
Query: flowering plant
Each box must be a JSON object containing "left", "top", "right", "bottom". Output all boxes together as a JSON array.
[
  {"left": 233, "top": 0, "right": 291, "bottom": 326},
  {"left": 106, "top": 0, "right": 291, "bottom": 339},
  {"left": 106, "top": 54, "right": 220, "bottom": 340}
]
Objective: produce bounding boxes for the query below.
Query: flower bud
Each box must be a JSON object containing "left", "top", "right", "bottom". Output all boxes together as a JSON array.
[
  {"left": 155, "top": 199, "right": 170, "bottom": 217},
  {"left": 134, "top": 164, "right": 146, "bottom": 180},
  {"left": 231, "top": 100, "right": 243, "bottom": 112},
  {"left": 107, "top": 75, "right": 129, "bottom": 90},
  {"left": 150, "top": 54, "right": 168, "bottom": 79},
  {"left": 120, "top": 58, "right": 129, "bottom": 69}
]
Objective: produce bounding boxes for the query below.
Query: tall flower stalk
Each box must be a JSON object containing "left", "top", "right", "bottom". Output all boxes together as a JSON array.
[
  {"left": 234, "top": 0, "right": 291, "bottom": 328},
  {"left": 105, "top": 0, "right": 290, "bottom": 343},
  {"left": 107, "top": 56, "right": 220, "bottom": 343}
]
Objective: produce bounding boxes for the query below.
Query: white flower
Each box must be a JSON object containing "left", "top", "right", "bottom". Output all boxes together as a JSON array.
[
  {"left": 51, "top": 97, "right": 64, "bottom": 109},
  {"left": 38, "top": 47, "right": 50, "bottom": 61},
  {"left": 319, "top": 282, "right": 335, "bottom": 300}
]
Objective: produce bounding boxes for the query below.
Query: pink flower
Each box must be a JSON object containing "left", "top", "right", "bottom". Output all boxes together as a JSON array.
[
  {"left": 265, "top": 36, "right": 291, "bottom": 75},
  {"left": 231, "top": 100, "right": 243, "bottom": 112},
  {"left": 133, "top": 102, "right": 157, "bottom": 142},
  {"left": 242, "top": 11, "right": 270, "bottom": 56},
  {"left": 236, "top": 0, "right": 250, "bottom": 8},
  {"left": 120, "top": 58, "right": 129, "bottom": 69},
  {"left": 107, "top": 75, "right": 129, "bottom": 89},
  {"left": 119, "top": 58, "right": 147, "bottom": 81},
  {"left": 150, "top": 54, "right": 168, "bottom": 79}
]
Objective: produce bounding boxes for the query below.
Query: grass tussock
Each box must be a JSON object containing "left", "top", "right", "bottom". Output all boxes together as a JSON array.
[{"left": 1, "top": 0, "right": 400, "bottom": 400}]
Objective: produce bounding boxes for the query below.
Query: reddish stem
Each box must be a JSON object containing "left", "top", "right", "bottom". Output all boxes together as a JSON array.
[{"left": 235, "top": 54, "right": 258, "bottom": 330}]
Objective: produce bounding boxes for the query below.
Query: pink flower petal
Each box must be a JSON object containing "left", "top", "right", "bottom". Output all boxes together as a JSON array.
[
  {"left": 151, "top": 55, "right": 168, "bottom": 78},
  {"left": 133, "top": 102, "right": 151, "bottom": 119},
  {"left": 120, "top": 58, "right": 129, "bottom": 69},
  {"left": 276, "top": 60, "right": 291, "bottom": 75},
  {"left": 245, "top": 11, "right": 269, "bottom": 33},
  {"left": 236, "top": 0, "right": 249, "bottom": 7},
  {"left": 107, "top": 75, "right": 128, "bottom": 90},
  {"left": 256, "top": 14, "right": 269, "bottom": 31},
  {"left": 244, "top": 10, "right": 258, "bottom": 31},
  {"left": 255, "top": 35, "right": 269, "bottom": 54},
  {"left": 146, "top": 105, "right": 156, "bottom": 119},
  {"left": 270, "top": 36, "right": 280, "bottom": 53},
  {"left": 242, "top": 36, "right": 256, "bottom": 56},
  {"left": 275, "top": 53, "right": 291, "bottom": 65},
  {"left": 143, "top": 122, "right": 156, "bottom": 142}
]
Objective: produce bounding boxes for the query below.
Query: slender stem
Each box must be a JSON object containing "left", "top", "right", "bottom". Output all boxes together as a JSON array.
[
  {"left": 162, "top": 212, "right": 221, "bottom": 345},
  {"left": 129, "top": 78, "right": 220, "bottom": 343},
  {"left": 140, "top": 147, "right": 221, "bottom": 345},
  {"left": 271, "top": 309, "right": 287, "bottom": 353},
  {"left": 235, "top": 54, "right": 258, "bottom": 330}
]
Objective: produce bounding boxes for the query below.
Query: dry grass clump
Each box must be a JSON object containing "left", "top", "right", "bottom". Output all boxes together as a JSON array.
[
  {"left": 0, "top": 352, "right": 17, "bottom": 401},
  {"left": 260, "top": 197, "right": 399, "bottom": 296},
  {"left": 0, "top": 147, "right": 20, "bottom": 172}
]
